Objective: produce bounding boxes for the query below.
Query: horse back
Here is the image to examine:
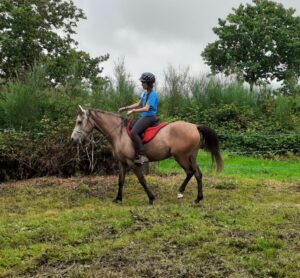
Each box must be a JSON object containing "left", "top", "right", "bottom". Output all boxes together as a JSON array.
[
  {"left": 145, "top": 121, "right": 201, "bottom": 158},
  {"left": 167, "top": 121, "right": 201, "bottom": 146}
]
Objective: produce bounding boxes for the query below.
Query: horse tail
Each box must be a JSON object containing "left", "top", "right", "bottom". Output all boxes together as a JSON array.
[{"left": 197, "top": 125, "right": 223, "bottom": 173}]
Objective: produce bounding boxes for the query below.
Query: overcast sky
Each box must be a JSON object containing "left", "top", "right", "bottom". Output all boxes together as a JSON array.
[{"left": 72, "top": 0, "right": 300, "bottom": 85}]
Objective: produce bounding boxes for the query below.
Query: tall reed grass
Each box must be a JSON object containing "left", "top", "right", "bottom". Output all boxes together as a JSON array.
[{"left": 0, "top": 62, "right": 299, "bottom": 134}]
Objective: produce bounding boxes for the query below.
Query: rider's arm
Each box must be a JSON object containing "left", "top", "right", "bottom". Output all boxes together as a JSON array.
[
  {"left": 126, "top": 100, "right": 141, "bottom": 110},
  {"left": 130, "top": 104, "right": 150, "bottom": 113},
  {"left": 119, "top": 100, "right": 141, "bottom": 112}
]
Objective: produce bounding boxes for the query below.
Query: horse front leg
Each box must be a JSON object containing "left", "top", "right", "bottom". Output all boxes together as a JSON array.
[
  {"left": 133, "top": 166, "right": 155, "bottom": 205},
  {"left": 113, "top": 162, "right": 127, "bottom": 203}
]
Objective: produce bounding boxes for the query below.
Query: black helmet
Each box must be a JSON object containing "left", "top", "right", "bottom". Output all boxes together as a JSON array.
[{"left": 139, "top": 72, "right": 155, "bottom": 84}]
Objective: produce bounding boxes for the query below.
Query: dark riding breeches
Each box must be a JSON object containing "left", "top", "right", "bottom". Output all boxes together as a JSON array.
[{"left": 131, "top": 116, "right": 157, "bottom": 156}]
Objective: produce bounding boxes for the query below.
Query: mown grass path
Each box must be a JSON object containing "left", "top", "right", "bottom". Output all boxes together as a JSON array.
[{"left": 0, "top": 154, "right": 299, "bottom": 277}]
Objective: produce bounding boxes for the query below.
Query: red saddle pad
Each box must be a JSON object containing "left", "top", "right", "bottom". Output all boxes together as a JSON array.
[{"left": 127, "top": 121, "right": 168, "bottom": 143}]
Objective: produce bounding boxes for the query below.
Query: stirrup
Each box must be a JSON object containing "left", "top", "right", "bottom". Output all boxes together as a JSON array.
[{"left": 134, "top": 155, "right": 149, "bottom": 165}]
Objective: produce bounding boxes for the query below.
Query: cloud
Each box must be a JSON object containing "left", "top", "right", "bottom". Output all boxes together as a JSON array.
[{"left": 72, "top": 0, "right": 300, "bottom": 83}]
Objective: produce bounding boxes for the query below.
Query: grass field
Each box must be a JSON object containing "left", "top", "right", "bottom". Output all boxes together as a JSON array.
[{"left": 0, "top": 153, "right": 299, "bottom": 277}]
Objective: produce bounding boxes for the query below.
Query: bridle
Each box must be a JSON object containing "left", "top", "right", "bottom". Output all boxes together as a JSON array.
[
  {"left": 92, "top": 110, "right": 126, "bottom": 136},
  {"left": 74, "top": 110, "right": 128, "bottom": 172}
]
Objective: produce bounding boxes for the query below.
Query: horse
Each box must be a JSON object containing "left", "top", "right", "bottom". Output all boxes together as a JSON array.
[{"left": 71, "top": 105, "right": 223, "bottom": 205}]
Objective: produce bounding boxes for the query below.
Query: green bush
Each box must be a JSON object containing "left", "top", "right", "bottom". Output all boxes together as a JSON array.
[
  {"left": 1, "top": 69, "right": 48, "bottom": 129},
  {"left": 0, "top": 124, "right": 118, "bottom": 182},
  {"left": 175, "top": 101, "right": 300, "bottom": 156}
]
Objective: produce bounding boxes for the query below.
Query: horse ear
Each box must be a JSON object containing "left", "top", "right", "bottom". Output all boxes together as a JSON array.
[{"left": 78, "top": 105, "right": 85, "bottom": 114}]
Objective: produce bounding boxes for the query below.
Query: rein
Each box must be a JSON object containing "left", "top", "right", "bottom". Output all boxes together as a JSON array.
[{"left": 88, "top": 110, "right": 126, "bottom": 139}]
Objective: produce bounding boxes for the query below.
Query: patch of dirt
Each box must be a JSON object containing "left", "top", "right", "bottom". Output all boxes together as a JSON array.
[
  {"left": 289, "top": 184, "right": 300, "bottom": 193},
  {"left": 214, "top": 184, "right": 237, "bottom": 190},
  {"left": 223, "top": 228, "right": 254, "bottom": 239},
  {"left": 27, "top": 247, "right": 236, "bottom": 278},
  {"left": 0, "top": 175, "right": 118, "bottom": 189},
  {"left": 263, "top": 179, "right": 300, "bottom": 189}
]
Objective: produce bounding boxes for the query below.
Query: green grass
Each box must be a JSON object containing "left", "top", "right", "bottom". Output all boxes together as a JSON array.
[
  {"left": 158, "top": 152, "right": 300, "bottom": 181},
  {"left": 0, "top": 155, "right": 299, "bottom": 277}
]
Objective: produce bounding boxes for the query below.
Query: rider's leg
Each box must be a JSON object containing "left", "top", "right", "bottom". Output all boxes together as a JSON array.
[{"left": 131, "top": 116, "right": 156, "bottom": 162}]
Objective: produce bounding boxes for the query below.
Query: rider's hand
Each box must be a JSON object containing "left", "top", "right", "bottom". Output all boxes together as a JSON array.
[
  {"left": 127, "top": 109, "right": 135, "bottom": 115},
  {"left": 118, "top": 107, "right": 127, "bottom": 112}
]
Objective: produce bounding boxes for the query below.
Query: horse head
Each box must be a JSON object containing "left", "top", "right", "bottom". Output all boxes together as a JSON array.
[{"left": 71, "top": 105, "right": 94, "bottom": 144}]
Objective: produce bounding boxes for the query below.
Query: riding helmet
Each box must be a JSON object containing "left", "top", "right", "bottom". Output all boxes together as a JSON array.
[{"left": 139, "top": 72, "right": 156, "bottom": 84}]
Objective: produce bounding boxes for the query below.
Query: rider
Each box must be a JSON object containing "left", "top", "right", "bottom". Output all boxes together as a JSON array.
[{"left": 118, "top": 72, "right": 158, "bottom": 165}]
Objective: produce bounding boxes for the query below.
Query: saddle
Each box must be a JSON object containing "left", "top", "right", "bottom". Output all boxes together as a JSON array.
[{"left": 126, "top": 119, "right": 168, "bottom": 143}]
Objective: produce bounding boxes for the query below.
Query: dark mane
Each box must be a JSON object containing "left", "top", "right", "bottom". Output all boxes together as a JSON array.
[
  {"left": 89, "top": 109, "right": 122, "bottom": 118},
  {"left": 89, "top": 108, "right": 127, "bottom": 131}
]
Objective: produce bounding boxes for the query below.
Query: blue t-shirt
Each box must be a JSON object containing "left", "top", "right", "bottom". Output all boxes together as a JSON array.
[{"left": 139, "top": 90, "right": 158, "bottom": 117}]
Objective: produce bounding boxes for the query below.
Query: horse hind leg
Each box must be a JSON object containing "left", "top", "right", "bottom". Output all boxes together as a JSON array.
[
  {"left": 189, "top": 155, "right": 204, "bottom": 203},
  {"left": 194, "top": 165, "right": 203, "bottom": 203},
  {"left": 174, "top": 156, "right": 195, "bottom": 199}
]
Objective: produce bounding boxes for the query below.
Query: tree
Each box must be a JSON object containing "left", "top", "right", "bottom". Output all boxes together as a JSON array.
[
  {"left": 201, "top": 0, "right": 300, "bottom": 92},
  {"left": 45, "top": 49, "right": 109, "bottom": 90},
  {"left": 0, "top": 0, "right": 108, "bottom": 86}
]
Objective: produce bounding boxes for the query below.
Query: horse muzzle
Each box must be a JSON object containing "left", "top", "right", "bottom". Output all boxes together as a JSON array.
[
  {"left": 71, "top": 136, "right": 80, "bottom": 144},
  {"left": 71, "top": 132, "right": 83, "bottom": 144}
]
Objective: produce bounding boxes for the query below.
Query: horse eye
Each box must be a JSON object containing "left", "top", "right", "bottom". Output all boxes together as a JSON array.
[{"left": 77, "top": 121, "right": 82, "bottom": 125}]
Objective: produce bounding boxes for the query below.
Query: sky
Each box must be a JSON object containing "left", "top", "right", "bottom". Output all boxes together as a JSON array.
[{"left": 72, "top": 0, "right": 300, "bottom": 86}]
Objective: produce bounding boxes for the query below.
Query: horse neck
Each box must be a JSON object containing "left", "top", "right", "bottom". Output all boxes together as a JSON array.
[{"left": 90, "top": 110, "right": 123, "bottom": 143}]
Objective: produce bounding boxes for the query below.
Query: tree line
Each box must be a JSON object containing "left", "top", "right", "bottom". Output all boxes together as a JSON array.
[
  {"left": 1, "top": 0, "right": 299, "bottom": 93},
  {"left": 0, "top": 0, "right": 299, "bottom": 181}
]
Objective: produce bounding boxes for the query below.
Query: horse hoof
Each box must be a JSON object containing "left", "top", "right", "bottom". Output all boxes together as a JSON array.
[
  {"left": 194, "top": 197, "right": 203, "bottom": 205},
  {"left": 113, "top": 198, "right": 122, "bottom": 203},
  {"left": 177, "top": 193, "right": 184, "bottom": 199},
  {"left": 149, "top": 199, "right": 155, "bottom": 205},
  {"left": 191, "top": 202, "right": 200, "bottom": 208}
]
